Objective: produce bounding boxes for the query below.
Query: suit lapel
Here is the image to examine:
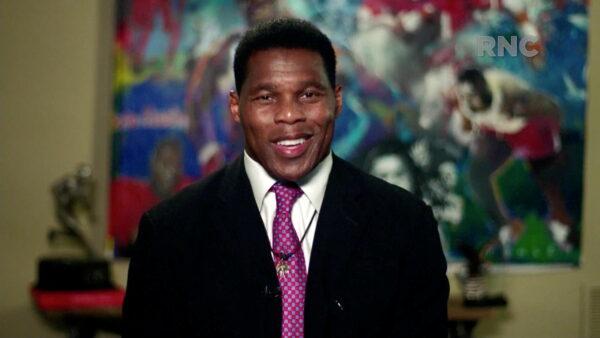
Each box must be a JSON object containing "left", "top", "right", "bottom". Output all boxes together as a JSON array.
[
  {"left": 305, "top": 155, "right": 368, "bottom": 337},
  {"left": 214, "top": 155, "right": 368, "bottom": 337},
  {"left": 216, "top": 156, "right": 280, "bottom": 298}
]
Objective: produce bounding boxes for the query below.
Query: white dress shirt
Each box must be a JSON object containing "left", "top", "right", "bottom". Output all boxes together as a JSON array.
[{"left": 244, "top": 151, "right": 333, "bottom": 272}]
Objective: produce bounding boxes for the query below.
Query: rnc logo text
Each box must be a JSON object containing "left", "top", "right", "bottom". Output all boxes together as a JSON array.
[{"left": 476, "top": 35, "right": 539, "bottom": 58}]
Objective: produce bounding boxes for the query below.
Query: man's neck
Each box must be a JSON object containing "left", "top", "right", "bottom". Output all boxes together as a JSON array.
[{"left": 243, "top": 150, "right": 333, "bottom": 212}]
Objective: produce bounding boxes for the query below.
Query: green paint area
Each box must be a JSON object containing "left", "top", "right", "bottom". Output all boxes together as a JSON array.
[
  {"left": 494, "top": 159, "right": 546, "bottom": 219},
  {"left": 448, "top": 158, "right": 580, "bottom": 265},
  {"left": 511, "top": 213, "right": 579, "bottom": 264}
]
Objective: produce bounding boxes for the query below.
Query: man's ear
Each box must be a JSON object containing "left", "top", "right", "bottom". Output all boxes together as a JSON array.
[
  {"left": 334, "top": 85, "right": 343, "bottom": 118},
  {"left": 229, "top": 90, "right": 241, "bottom": 123}
]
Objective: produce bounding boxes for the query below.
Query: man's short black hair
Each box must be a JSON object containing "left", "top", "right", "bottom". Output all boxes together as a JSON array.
[
  {"left": 233, "top": 17, "right": 337, "bottom": 93},
  {"left": 458, "top": 68, "right": 486, "bottom": 86},
  {"left": 457, "top": 68, "right": 493, "bottom": 110}
]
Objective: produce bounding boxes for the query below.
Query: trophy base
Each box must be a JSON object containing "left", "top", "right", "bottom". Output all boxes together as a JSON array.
[{"left": 36, "top": 257, "right": 113, "bottom": 291}]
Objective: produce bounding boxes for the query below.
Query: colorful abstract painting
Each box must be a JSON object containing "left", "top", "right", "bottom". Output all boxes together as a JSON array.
[{"left": 110, "top": 0, "right": 587, "bottom": 266}]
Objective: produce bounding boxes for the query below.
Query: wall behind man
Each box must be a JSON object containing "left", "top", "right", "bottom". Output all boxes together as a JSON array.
[
  {"left": 0, "top": 1, "right": 597, "bottom": 337},
  {"left": 0, "top": 0, "right": 113, "bottom": 336}
]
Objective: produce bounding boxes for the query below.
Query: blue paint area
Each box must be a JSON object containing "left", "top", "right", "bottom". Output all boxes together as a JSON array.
[
  {"left": 120, "top": 79, "right": 186, "bottom": 114},
  {"left": 116, "top": 129, "right": 199, "bottom": 179},
  {"left": 115, "top": 79, "right": 198, "bottom": 178}
]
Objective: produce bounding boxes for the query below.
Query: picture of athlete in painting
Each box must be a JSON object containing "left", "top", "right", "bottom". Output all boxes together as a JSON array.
[
  {"left": 110, "top": 137, "right": 194, "bottom": 256},
  {"left": 454, "top": 68, "right": 576, "bottom": 258}
]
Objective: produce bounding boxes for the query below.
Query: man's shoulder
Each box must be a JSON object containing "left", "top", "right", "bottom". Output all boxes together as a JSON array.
[
  {"left": 332, "top": 157, "right": 434, "bottom": 241},
  {"left": 145, "top": 164, "right": 229, "bottom": 223}
]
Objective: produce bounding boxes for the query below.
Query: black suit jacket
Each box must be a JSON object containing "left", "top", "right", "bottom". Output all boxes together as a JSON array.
[{"left": 123, "top": 155, "right": 448, "bottom": 337}]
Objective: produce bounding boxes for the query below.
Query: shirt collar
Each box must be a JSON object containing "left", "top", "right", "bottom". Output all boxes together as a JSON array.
[{"left": 243, "top": 151, "right": 333, "bottom": 212}]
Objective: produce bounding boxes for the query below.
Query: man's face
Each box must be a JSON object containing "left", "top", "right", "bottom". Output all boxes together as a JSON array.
[
  {"left": 151, "top": 143, "right": 182, "bottom": 197},
  {"left": 230, "top": 48, "right": 342, "bottom": 181},
  {"left": 457, "top": 82, "right": 485, "bottom": 112},
  {"left": 439, "top": 161, "right": 457, "bottom": 188},
  {"left": 370, "top": 154, "right": 414, "bottom": 193}
]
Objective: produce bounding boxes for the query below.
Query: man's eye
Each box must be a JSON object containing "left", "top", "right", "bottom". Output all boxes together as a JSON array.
[
  {"left": 301, "top": 91, "right": 320, "bottom": 100},
  {"left": 254, "top": 95, "right": 273, "bottom": 102}
]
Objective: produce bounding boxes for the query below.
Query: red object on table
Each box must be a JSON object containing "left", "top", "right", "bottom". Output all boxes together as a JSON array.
[{"left": 31, "top": 287, "right": 125, "bottom": 311}]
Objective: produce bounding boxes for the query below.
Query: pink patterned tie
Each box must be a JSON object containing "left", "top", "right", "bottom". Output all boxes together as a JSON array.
[{"left": 270, "top": 181, "right": 306, "bottom": 338}]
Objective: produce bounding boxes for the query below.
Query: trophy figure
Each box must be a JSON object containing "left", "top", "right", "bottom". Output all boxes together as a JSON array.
[
  {"left": 32, "top": 164, "right": 123, "bottom": 337},
  {"left": 35, "top": 164, "right": 113, "bottom": 291},
  {"left": 49, "top": 164, "right": 97, "bottom": 257}
]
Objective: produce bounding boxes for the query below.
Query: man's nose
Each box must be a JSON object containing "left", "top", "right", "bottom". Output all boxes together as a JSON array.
[{"left": 274, "top": 98, "right": 306, "bottom": 124}]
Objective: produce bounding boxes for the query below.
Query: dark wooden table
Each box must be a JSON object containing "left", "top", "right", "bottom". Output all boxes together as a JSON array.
[{"left": 448, "top": 298, "right": 501, "bottom": 338}]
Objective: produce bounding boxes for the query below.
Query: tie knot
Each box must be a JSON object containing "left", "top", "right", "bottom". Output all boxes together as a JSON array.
[{"left": 270, "top": 181, "right": 303, "bottom": 206}]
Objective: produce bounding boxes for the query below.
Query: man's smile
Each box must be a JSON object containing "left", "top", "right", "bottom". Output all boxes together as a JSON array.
[{"left": 272, "top": 134, "right": 313, "bottom": 158}]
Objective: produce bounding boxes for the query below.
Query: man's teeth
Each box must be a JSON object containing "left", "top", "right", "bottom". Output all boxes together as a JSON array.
[{"left": 277, "top": 138, "right": 306, "bottom": 146}]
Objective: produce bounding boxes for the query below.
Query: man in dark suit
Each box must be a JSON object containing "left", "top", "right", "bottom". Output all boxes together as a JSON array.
[{"left": 123, "top": 18, "right": 448, "bottom": 338}]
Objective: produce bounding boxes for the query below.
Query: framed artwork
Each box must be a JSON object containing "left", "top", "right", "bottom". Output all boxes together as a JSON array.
[{"left": 110, "top": 0, "right": 587, "bottom": 267}]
